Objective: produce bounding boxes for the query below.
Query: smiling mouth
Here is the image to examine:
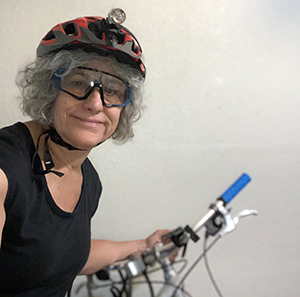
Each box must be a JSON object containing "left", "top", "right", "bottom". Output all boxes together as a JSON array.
[{"left": 72, "top": 115, "right": 104, "bottom": 126}]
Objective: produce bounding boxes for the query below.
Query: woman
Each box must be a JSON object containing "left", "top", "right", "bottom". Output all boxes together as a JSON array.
[{"left": 0, "top": 10, "right": 169, "bottom": 296}]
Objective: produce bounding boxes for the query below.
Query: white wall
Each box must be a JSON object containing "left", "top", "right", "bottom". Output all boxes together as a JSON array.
[{"left": 1, "top": 0, "right": 300, "bottom": 296}]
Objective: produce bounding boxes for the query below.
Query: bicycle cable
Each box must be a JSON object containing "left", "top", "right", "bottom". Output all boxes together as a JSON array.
[
  {"left": 171, "top": 234, "right": 222, "bottom": 297},
  {"left": 143, "top": 271, "right": 154, "bottom": 297},
  {"left": 131, "top": 280, "right": 193, "bottom": 297},
  {"left": 203, "top": 234, "right": 224, "bottom": 297}
]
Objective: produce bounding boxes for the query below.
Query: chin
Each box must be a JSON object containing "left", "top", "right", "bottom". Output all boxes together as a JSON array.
[
  {"left": 63, "top": 134, "right": 107, "bottom": 150},
  {"left": 76, "top": 139, "right": 105, "bottom": 150}
]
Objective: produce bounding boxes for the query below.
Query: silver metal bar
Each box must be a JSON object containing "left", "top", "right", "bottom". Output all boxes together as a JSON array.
[{"left": 192, "top": 200, "right": 224, "bottom": 233}]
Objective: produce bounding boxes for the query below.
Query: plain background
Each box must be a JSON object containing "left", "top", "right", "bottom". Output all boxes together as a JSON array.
[{"left": 1, "top": 0, "right": 300, "bottom": 296}]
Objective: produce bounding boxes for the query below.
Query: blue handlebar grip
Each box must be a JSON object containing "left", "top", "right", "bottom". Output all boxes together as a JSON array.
[{"left": 220, "top": 173, "right": 251, "bottom": 204}]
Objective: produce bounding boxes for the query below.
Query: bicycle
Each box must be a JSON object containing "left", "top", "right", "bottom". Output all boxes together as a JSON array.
[{"left": 74, "top": 173, "right": 258, "bottom": 297}]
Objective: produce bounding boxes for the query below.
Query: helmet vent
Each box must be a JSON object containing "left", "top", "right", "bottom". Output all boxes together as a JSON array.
[
  {"left": 63, "top": 23, "right": 78, "bottom": 37},
  {"left": 44, "top": 31, "right": 55, "bottom": 41},
  {"left": 88, "top": 22, "right": 104, "bottom": 40},
  {"left": 132, "top": 43, "right": 139, "bottom": 54}
]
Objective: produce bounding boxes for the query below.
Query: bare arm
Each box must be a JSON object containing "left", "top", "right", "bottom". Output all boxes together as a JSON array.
[
  {"left": 0, "top": 169, "right": 8, "bottom": 247},
  {"left": 80, "top": 229, "right": 169, "bottom": 275}
]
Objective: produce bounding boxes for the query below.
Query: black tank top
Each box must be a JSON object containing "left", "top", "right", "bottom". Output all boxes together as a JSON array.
[{"left": 0, "top": 122, "right": 102, "bottom": 296}]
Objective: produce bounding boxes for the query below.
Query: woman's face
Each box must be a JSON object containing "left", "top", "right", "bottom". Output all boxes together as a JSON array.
[{"left": 52, "top": 61, "right": 122, "bottom": 150}]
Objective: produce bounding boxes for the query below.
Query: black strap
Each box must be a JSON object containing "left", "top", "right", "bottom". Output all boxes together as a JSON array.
[
  {"left": 31, "top": 130, "right": 64, "bottom": 177},
  {"left": 49, "top": 128, "right": 84, "bottom": 151}
]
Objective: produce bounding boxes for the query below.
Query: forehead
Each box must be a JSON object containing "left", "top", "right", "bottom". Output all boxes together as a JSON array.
[{"left": 83, "top": 60, "right": 116, "bottom": 76}]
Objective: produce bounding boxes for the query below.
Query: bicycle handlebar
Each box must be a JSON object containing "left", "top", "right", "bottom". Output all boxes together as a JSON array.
[
  {"left": 193, "top": 173, "right": 251, "bottom": 233},
  {"left": 107, "top": 174, "right": 252, "bottom": 276},
  {"left": 81, "top": 174, "right": 255, "bottom": 297},
  {"left": 220, "top": 173, "right": 251, "bottom": 204}
]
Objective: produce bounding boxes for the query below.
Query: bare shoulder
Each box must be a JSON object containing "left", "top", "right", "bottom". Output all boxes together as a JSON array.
[
  {"left": 0, "top": 168, "right": 8, "bottom": 246},
  {"left": 0, "top": 168, "right": 8, "bottom": 204},
  {"left": 23, "top": 121, "right": 45, "bottom": 146}
]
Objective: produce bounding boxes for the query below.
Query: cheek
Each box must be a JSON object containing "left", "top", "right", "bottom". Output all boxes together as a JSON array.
[
  {"left": 53, "top": 99, "right": 72, "bottom": 125},
  {"left": 110, "top": 109, "right": 122, "bottom": 128},
  {"left": 52, "top": 102, "right": 63, "bottom": 126}
]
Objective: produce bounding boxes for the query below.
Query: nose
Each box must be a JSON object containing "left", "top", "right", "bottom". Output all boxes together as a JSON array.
[{"left": 82, "top": 86, "right": 104, "bottom": 114}]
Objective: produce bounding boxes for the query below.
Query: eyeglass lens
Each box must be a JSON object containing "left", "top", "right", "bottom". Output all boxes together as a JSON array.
[{"left": 60, "top": 67, "right": 129, "bottom": 106}]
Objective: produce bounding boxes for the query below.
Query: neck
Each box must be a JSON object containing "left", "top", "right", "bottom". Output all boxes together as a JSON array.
[
  {"left": 45, "top": 138, "right": 91, "bottom": 174},
  {"left": 49, "top": 128, "right": 85, "bottom": 151},
  {"left": 25, "top": 121, "right": 92, "bottom": 176}
]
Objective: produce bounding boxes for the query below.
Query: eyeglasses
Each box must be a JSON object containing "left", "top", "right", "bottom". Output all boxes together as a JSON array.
[{"left": 52, "top": 66, "right": 132, "bottom": 107}]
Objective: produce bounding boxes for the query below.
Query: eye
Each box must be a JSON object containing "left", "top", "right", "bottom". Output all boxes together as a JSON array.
[
  {"left": 65, "top": 76, "right": 90, "bottom": 91},
  {"left": 73, "top": 79, "right": 89, "bottom": 87},
  {"left": 103, "top": 85, "right": 118, "bottom": 96}
]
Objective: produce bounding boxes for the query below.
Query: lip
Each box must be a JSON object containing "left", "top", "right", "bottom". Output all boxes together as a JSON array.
[{"left": 71, "top": 115, "right": 104, "bottom": 126}]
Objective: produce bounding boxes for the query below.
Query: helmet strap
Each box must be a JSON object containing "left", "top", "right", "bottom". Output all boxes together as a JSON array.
[
  {"left": 49, "top": 128, "right": 85, "bottom": 151},
  {"left": 32, "top": 130, "right": 64, "bottom": 177},
  {"left": 31, "top": 128, "right": 87, "bottom": 178}
]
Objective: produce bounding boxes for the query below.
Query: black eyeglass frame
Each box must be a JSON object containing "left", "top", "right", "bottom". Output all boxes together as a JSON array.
[{"left": 52, "top": 66, "right": 132, "bottom": 107}]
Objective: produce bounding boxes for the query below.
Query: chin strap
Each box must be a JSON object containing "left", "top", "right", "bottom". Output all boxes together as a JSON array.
[
  {"left": 31, "top": 128, "right": 94, "bottom": 177},
  {"left": 48, "top": 128, "right": 85, "bottom": 151},
  {"left": 32, "top": 130, "right": 64, "bottom": 177},
  {"left": 43, "top": 133, "right": 65, "bottom": 177},
  {"left": 32, "top": 128, "right": 86, "bottom": 177}
]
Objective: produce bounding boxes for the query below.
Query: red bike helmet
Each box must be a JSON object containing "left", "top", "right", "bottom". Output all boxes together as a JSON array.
[{"left": 36, "top": 11, "right": 146, "bottom": 77}]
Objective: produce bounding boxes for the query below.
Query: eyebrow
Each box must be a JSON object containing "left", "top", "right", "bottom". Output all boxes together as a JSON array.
[
  {"left": 102, "top": 76, "right": 124, "bottom": 86},
  {"left": 72, "top": 67, "right": 128, "bottom": 89},
  {"left": 72, "top": 69, "right": 98, "bottom": 81},
  {"left": 77, "top": 66, "right": 125, "bottom": 82}
]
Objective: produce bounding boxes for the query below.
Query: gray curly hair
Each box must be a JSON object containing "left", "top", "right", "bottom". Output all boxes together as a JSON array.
[{"left": 17, "top": 50, "right": 144, "bottom": 142}]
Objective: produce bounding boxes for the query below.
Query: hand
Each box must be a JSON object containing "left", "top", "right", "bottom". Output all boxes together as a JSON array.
[
  {"left": 145, "top": 229, "right": 170, "bottom": 249},
  {"left": 145, "top": 229, "right": 178, "bottom": 263}
]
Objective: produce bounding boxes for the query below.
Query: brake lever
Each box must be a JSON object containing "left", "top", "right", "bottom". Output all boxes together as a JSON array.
[
  {"left": 233, "top": 209, "right": 259, "bottom": 225},
  {"left": 220, "top": 208, "right": 258, "bottom": 236}
]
